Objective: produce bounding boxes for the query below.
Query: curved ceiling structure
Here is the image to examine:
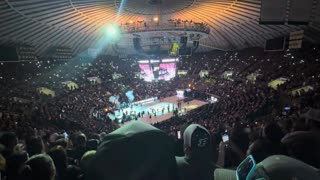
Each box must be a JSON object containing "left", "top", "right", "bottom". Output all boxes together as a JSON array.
[{"left": 0, "top": 0, "right": 319, "bottom": 56}]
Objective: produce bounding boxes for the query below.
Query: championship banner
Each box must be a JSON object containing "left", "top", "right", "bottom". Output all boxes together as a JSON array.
[
  {"left": 291, "top": 86, "right": 313, "bottom": 96},
  {"left": 268, "top": 78, "right": 288, "bottom": 90},
  {"left": 177, "top": 70, "right": 188, "bottom": 76},
  {"left": 199, "top": 70, "right": 209, "bottom": 78},
  {"left": 37, "top": 87, "right": 55, "bottom": 97},
  {"left": 87, "top": 77, "right": 102, "bottom": 84},
  {"left": 62, "top": 81, "right": 79, "bottom": 90},
  {"left": 223, "top": 71, "right": 233, "bottom": 79}
]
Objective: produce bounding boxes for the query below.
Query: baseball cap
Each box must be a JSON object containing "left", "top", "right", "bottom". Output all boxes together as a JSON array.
[
  {"left": 214, "top": 155, "right": 320, "bottom": 180},
  {"left": 183, "top": 124, "right": 211, "bottom": 151}
]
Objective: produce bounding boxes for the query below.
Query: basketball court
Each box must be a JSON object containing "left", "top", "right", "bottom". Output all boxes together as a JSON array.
[{"left": 117, "top": 96, "right": 208, "bottom": 125}]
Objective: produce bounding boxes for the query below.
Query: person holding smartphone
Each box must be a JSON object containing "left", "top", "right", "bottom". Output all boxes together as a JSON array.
[
  {"left": 175, "top": 124, "right": 214, "bottom": 180},
  {"left": 222, "top": 130, "right": 229, "bottom": 143},
  {"left": 217, "top": 130, "right": 246, "bottom": 168}
]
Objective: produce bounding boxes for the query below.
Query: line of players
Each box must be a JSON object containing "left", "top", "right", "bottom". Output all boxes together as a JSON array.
[{"left": 118, "top": 102, "right": 185, "bottom": 123}]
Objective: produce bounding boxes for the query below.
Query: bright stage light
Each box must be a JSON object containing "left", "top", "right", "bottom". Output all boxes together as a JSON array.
[
  {"left": 107, "top": 25, "right": 117, "bottom": 35},
  {"left": 108, "top": 27, "right": 116, "bottom": 35},
  {"left": 153, "top": 17, "right": 159, "bottom": 22},
  {"left": 104, "top": 24, "right": 120, "bottom": 39}
]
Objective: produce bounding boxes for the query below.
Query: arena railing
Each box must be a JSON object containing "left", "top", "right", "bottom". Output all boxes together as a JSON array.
[{"left": 121, "top": 22, "right": 210, "bottom": 34}]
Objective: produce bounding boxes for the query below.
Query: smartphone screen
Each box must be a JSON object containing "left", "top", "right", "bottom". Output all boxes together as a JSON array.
[
  {"left": 222, "top": 134, "right": 229, "bottom": 142},
  {"left": 63, "top": 132, "right": 68, "bottom": 138},
  {"left": 177, "top": 131, "right": 181, "bottom": 139},
  {"left": 236, "top": 155, "right": 256, "bottom": 180}
]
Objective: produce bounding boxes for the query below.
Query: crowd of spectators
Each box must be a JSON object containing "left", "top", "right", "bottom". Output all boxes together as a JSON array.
[
  {"left": 121, "top": 19, "right": 210, "bottom": 34},
  {"left": 1, "top": 44, "right": 320, "bottom": 179}
]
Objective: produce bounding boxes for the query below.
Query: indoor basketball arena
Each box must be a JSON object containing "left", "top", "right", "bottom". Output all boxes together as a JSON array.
[{"left": 1, "top": 0, "right": 320, "bottom": 180}]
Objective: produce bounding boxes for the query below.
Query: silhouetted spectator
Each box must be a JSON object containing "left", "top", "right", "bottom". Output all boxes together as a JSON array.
[
  {"left": 86, "top": 121, "right": 178, "bottom": 180},
  {"left": 20, "top": 154, "right": 56, "bottom": 180},
  {"left": 26, "top": 136, "right": 44, "bottom": 157},
  {"left": 48, "top": 145, "right": 67, "bottom": 180},
  {"left": 175, "top": 124, "right": 214, "bottom": 180}
]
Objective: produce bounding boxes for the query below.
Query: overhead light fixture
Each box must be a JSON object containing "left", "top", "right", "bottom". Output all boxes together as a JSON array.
[{"left": 153, "top": 17, "right": 159, "bottom": 22}]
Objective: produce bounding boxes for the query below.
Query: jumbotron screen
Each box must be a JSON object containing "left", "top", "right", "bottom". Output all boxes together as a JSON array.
[
  {"left": 139, "top": 62, "right": 176, "bottom": 82},
  {"left": 159, "top": 63, "right": 176, "bottom": 81},
  {"left": 139, "top": 64, "right": 154, "bottom": 82}
]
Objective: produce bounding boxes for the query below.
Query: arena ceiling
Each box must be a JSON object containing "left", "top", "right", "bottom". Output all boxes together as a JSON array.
[{"left": 0, "top": 0, "right": 320, "bottom": 56}]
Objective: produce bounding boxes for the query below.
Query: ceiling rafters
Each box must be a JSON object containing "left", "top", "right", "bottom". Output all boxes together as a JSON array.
[{"left": 0, "top": 0, "right": 318, "bottom": 55}]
